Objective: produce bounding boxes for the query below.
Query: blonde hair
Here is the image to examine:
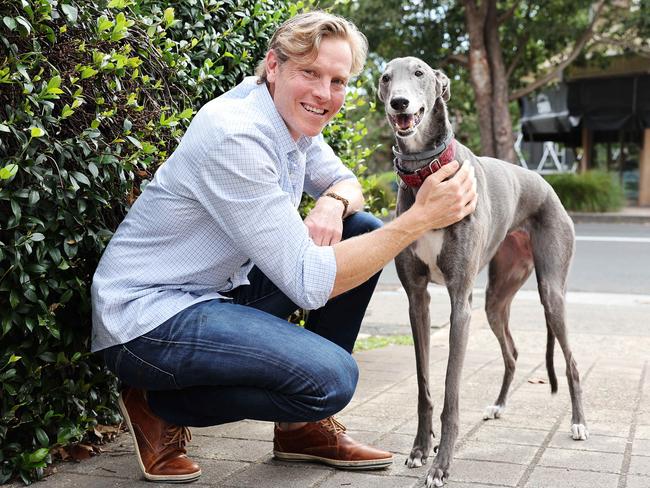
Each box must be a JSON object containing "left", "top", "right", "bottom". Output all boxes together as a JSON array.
[{"left": 256, "top": 11, "right": 368, "bottom": 83}]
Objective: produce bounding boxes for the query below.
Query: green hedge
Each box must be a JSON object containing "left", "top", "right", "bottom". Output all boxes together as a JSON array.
[
  {"left": 0, "top": 0, "right": 357, "bottom": 483},
  {"left": 544, "top": 170, "right": 624, "bottom": 212}
]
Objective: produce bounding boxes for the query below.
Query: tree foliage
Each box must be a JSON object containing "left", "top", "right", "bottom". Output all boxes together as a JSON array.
[{"left": 327, "top": 0, "right": 649, "bottom": 161}]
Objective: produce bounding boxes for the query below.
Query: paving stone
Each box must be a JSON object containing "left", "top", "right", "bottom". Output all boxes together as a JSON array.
[
  {"left": 538, "top": 447, "right": 623, "bottom": 473},
  {"left": 636, "top": 425, "right": 650, "bottom": 440},
  {"left": 584, "top": 421, "right": 629, "bottom": 438},
  {"left": 632, "top": 438, "right": 650, "bottom": 457},
  {"left": 524, "top": 466, "right": 619, "bottom": 488},
  {"left": 547, "top": 431, "right": 628, "bottom": 453},
  {"left": 625, "top": 474, "right": 650, "bottom": 488},
  {"left": 455, "top": 441, "right": 538, "bottom": 465},
  {"left": 192, "top": 437, "right": 272, "bottom": 462},
  {"left": 317, "top": 470, "right": 421, "bottom": 488},
  {"left": 469, "top": 425, "right": 549, "bottom": 446},
  {"left": 629, "top": 455, "right": 650, "bottom": 477},
  {"left": 449, "top": 459, "right": 526, "bottom": 486},
  {"left": 213, "top": 420, "right": 273, "bottom": 442},
  {"left": 220, "top": 463, "right": 329, "bottom": 488}
]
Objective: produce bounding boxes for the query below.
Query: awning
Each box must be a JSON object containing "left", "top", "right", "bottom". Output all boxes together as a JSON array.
[
  {"left": 519, "top": 74, "right": 650, "bottom": 145},
  {"left": 567, "top": 74, "right": 650, "bottom": 133}
]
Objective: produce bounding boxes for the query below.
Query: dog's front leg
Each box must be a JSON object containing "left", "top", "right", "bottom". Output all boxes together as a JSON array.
[
  {"left": 427, "top": 290, "right": 472, "bottom": 487},
  {"left": 395, "top": 252, "right": 435, "bottom": 468}
]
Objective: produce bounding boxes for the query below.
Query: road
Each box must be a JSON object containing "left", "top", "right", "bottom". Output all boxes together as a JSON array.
[{"left": 379, "top": 222, "right": 650, "bottom": 296}]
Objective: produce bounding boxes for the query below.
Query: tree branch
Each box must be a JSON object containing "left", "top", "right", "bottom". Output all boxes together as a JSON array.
[
  {"left": 498, "top": 0, "right": 521, "bottom": 25},
  {"left": 440, "top": 53, "right": 470, "bottom": 68},
  {"left": 509, "top": 0, "right": 607, "bottom": 101}
]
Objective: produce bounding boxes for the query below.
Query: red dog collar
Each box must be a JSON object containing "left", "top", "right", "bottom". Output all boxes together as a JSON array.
[{"left": 393, "top": 137, "right": 456, "bottom": 188}]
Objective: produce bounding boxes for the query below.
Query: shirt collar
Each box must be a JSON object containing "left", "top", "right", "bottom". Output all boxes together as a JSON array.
[{"left": 255, "top": 78, "right": 313, "bottom": 155}]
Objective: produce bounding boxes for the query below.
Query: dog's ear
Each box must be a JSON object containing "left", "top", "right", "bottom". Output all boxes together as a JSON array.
[{"left": 434, "top": 70, "right": 450, "bottom": 102}]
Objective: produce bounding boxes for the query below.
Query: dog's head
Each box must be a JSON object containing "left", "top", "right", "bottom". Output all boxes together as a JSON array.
[{"left": 377, "top": 57, "right": 450, "bottom": 138}]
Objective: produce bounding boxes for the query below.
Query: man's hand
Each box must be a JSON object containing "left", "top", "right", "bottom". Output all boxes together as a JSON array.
[
  {"left": 304, "top": 196, "right": 345, "bottom": 246},
  {"left": 412, "top": 160, "right": 477, "bottom": 231}
]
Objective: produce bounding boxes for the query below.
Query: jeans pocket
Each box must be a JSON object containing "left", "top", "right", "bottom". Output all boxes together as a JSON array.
[{"left": 111, "top": 345, "right": 179, "bottom": 391}]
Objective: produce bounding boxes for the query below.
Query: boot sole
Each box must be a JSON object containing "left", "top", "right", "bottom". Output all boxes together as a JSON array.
[
  {"left": 118, "top": 393, "right": 202, "bottom": 483},
  {"left": 273, "top": 450, "right": 393, "bottom": 469}
]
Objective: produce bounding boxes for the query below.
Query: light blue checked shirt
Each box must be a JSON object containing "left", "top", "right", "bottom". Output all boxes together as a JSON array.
[{"left": 91, "top": 77, "right": 356, "bottom": 352}]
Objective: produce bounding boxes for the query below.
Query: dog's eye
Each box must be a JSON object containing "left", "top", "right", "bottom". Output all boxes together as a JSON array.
[
  {"left": 381, "top": 74, "right": 390, "bottom": 83},
  {"left": 414, "top": 70, "right": 424, "bottom": 77}
]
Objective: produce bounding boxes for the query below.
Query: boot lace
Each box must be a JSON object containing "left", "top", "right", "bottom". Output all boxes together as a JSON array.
[
  {"left": 164, "top": 425, "right": 192, "bottom": 449},
  {"left": 318, "top": 416, "right": 347, "bottom": 435}
]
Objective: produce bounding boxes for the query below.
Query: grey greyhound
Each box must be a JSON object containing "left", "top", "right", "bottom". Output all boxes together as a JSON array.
[{"left": 377, "top": 57, "right": 588, "bottom": 487}]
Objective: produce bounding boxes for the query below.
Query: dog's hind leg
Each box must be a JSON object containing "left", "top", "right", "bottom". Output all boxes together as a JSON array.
[
  {"left": 530, "top": 201, "right": 588, "bottom": 440},
  {"left": 483, "top": 230, "right": 534, "bottom": 420},
  {"left": 396, "top": 252, "right": 436, "bottom": 468}
]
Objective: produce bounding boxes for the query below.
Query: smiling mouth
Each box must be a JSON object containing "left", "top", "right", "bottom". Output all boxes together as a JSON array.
[
  {"left": 389, "top": 106, "right": 425, "bottom": 136},
  {"left": 302, "top": 103, "right": 328, "bottom": 116}
]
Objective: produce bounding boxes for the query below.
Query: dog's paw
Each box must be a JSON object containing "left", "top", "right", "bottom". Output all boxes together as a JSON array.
[
  {"left": 483, "top": 405, "right": 504, "bottom": 420},
  {"left": 425, "top": 467, "right": 447, "bottom": 487},
  {"left": 405, "top": 448, "right": 428, "bottom": 468},
  {"left": 571, "top": 423, "right": 589, "bottom": 440}
]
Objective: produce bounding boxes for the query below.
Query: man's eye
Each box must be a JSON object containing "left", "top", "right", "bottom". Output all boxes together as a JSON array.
[{"left": 333, "top": 79, "right": 347, "bottom": 87}]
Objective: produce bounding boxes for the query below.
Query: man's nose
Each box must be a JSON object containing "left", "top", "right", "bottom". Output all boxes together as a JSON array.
[{"left": 312, "top": 78, "right": 331, "bottom": 101}]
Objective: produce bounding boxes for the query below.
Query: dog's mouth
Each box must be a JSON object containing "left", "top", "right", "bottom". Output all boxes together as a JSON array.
[{"left": 389, "top": 107, "right": 425, "bottom": 136}]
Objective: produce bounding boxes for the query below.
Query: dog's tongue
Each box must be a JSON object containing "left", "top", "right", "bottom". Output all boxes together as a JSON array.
[{"left": 396, "top": 114, "right": 414, "bottom": 130}]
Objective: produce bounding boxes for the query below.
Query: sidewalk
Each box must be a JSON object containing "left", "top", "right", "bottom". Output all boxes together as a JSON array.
[
  {"left": 32, "top": 284, "right": 650, "bottom": 488},
  {"left": 568, "top": 206, "right": 650, "bottom": 224}
]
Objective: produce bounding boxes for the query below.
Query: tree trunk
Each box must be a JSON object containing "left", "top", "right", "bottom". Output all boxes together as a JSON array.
[
  {"left": 464, "top": 0, "right": 496, "bottom": 157},
  {"left": 463, "top": 0, "right": 516, "bottom": 162}
]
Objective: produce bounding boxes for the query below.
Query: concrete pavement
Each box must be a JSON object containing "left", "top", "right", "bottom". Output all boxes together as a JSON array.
[{"left": 26, "top": 208, "right": 650, "bottom": 487}]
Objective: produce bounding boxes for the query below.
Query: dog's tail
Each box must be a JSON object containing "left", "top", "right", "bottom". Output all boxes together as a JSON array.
[{"left": 546, "top": 326, "right": 558, "bottom": 394}]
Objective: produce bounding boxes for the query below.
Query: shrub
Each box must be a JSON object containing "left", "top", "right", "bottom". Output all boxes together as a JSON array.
[
  {"left": 0, "top": 0, "right": 301, "bottom": 483},
  {"left": 544, "top": 170, "right": 624, "bottom": 212}
]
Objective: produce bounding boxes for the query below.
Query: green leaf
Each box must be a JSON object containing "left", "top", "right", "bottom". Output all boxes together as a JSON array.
[
  {"left": 47, "top": 75, "right": 61, "bottom": 90},
  {"left": 30, "top": 233, "right": 45, "bottom": 242},
  {"left": 80, "top": 67, "right": 98, "bottom": 79},
  {"left": 34, "top": 428, "right": 49, "bottom": 448},
  {"left": 8, "top": 354, "right": 21, "bottom": 364},
  {"left": 71, "top": 171, "right": 91, "bottom": 186},
  {"left": 164, "top": 7, "right": 174, "bottom": 27},
  {"left": 61, "top": 104, "right": 74, "bottom": 119},
  {"left": 30, "top": 127, "right": 44, "bottom": 138},
  {"left": 61, "top": 4, "right": 78, "bottom": 22},
  {"left": 0, "top": 164, "right": 18, "bottom": 179},
  {"left": 3, "top": 17, "right": 16, "bottom": 30},
  {"left": 28, "top": 448, "right": 49, "bottom": 465},
  {"left": 15, "top": 16, "right": 31, "bottom": 35},
  {"left": 178, "top": 108, "right": 193, "bottom": 119},
  {"left": 97, "top": 16, "right": 113, "bottom": 32},
  {"left": 0, "top": 123, "right": 10, "bottom": 132}
]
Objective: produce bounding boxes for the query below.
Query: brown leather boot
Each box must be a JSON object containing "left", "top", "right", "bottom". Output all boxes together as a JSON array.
[
  {"left": 118, "top": 387, "right": 201, "bottom": 482},
  {"left": 273, "top": 417, "right": 393, "bottom": 469}
]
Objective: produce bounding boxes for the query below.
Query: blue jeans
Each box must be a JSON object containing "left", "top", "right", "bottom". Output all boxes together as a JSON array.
[{"left": 102, "top": 212, "right": 383, "bottom": 427}]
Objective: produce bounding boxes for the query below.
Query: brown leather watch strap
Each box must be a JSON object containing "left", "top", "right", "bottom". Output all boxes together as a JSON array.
[{"left": 324, "top": 192, "right": 349, "bottom": 218}]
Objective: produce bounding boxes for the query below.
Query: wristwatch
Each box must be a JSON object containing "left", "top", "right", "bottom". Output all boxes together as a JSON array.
[{"left": 324, "top": 192, "right": 349, "bottom": 218}]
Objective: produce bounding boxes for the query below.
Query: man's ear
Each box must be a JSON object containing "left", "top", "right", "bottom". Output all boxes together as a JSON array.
[
  {"left": 434, "top": 70, "right": 450, "bottom": 102},
  {"left": 266, "top": 50, "right": 280, "bottom": 83}
]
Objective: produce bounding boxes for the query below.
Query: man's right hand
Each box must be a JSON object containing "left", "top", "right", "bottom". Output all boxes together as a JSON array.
[{"left": 412, "top": 160, "right": 477, "bottom": 231}]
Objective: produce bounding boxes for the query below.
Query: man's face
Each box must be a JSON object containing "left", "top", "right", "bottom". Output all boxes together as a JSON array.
[{"left": 266, "top": 37, "right": 352, "bottom": 140}]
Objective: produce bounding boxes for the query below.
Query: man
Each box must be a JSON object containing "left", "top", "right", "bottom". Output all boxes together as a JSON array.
[{"left": 91, "top": 11, "right": 477, "bottom": 483}]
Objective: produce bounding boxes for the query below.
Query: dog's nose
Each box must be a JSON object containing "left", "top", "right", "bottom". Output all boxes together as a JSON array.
[{"left": 390, "top": 97, "right": 409, "bottom": 111}]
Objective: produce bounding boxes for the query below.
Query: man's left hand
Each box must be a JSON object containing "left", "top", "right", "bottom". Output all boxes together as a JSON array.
[{"left": 304, "top": 197, "right": 345, "bottom": 246}]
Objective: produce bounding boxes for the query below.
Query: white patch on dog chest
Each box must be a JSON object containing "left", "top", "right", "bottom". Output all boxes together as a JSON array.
[{"left": 413, "top": 230, "right": 446, "bottom": 284}]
